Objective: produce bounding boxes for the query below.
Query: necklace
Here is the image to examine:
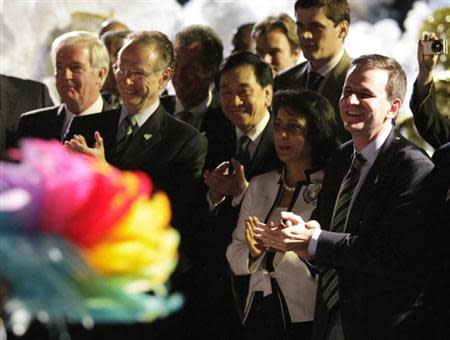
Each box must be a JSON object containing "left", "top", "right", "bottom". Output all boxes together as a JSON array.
[{"left": 282, "top": 181, "right": 297, "bottom": 192}]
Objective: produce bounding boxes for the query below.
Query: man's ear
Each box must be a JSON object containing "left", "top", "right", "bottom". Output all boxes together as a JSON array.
[
  {"left": 387, "top": 98, "right": 402, "bottom": 119},
  {"left": 264, "top": 85, "right": 273, "bottom": 108},
  {"left": 159, "top": 67, "right": 173, "bottom": 88},
  {"left": 338, "top": 20, "right": 349, "bottom": 40},
  {"left": 97, "top": 67, "right": 107, "bottom": 87}
]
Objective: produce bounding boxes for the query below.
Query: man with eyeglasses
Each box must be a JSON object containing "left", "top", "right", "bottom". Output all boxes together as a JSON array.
[
  {"left": 17, "top": 31, "right": 111, "bottom": 145},
  {"left": 198, "top": 52, "right": 280, "bottom": 339},
  {"left": 275, "top": 0, "right": 352, "bottom": 142},
  {"left": 65, "top": 31, "right": 207, "bottom": 338}
]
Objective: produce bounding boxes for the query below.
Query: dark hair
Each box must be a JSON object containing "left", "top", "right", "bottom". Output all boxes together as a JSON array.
[
  {"left": 232, "top": 22, "right": 255, "bottom": 52},
  {"left": 101, "top": 30, "right": 132, "bottom": 49},
  {"left": 253, "top": 13, "right": 300, "bottom": 53},
  {"left": 124, "top": 31, "right": 175, "bottom": 70},
  {"left": 272, "top": 89, "right": 340, "bottom": 167},
  {"left": 175, "top": 25, "right": 224, "bottom": 73},
  {"left": 218, "top": 51, "right": 273, "bottom": 88},
  {"left": 351, "top": 54, "right": 407, "bottom": 102},
  {"left": 294, "top": 0, "right": 350, "bottom": 26}
]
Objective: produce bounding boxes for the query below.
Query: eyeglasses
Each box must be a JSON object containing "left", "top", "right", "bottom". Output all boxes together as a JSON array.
[
  {"left": 274, "top": 121, "right": 306, "bottom": 135},
  {"left": 112, "top": 63, "right": 162, "bottom": 80}
]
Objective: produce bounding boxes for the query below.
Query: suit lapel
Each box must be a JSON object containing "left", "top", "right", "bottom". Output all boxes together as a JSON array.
[
  {"left": 321, "top": 51, "right": 351, "bottom": 107},
  {"left": 294, "top": 62, "right": 308, "bottom": 88},
  {"left": 347, "top": 129, "right": 398, "bottom": 232},
  {"left": 246, "top": 115, "right": 275, "bottom": 178},
  {"left": 47, "top": 105, "right": 66, "bottom": 139}
]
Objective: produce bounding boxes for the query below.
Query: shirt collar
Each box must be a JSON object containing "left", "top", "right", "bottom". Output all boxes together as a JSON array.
[
  {"left": 306, "top": 48, "right": 345, "bottom": 76},
  {"left": 174, "top": 88, "right": 213, "bottom": 117},
  {"left": 235, "top": 110, "right": 270, "bottom": 143},
  {"left": 119, "top": 99, "right": 160, "bottom": 128},
  {"left": 357, "top": 123, "right": 393, "bottom": 166},
  {"left": 61, "top": 95, "right": 103, "bottom": 117}
]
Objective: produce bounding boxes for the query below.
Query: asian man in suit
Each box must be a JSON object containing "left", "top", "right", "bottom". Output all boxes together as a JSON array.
[
  {"left": 16, "top": 31, "right": 111, "bottom": 146},
  {"left": 199, "top": 52, "right": 281, "bottom": 339},
  {"left": 255, "top": 54, "right": 434, "bottom": 340}
]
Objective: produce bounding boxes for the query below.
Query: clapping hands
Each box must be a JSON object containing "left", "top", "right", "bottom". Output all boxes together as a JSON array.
[{"left": 251, "top": 212, "right": 321, "bottom": 259}]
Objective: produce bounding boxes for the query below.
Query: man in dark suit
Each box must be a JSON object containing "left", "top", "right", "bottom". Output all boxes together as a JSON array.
[
  {"left": 275, "top": 0, "right": 352, "bottom": 141},
  {"left": 198, "top": 52, "right": 280, "bottom": 338},
  {"left": 161, "top": 24, "right": 224, "bottom": 133},
  {"left": 255, "top": 54, "right": 434, "bottom": 340},
  {"left": 66, "top": 31, "right": 207, "bottom": 339},
  {"left": 0, "top": 74, "right": 53, "bottom": 157},
  {"left": 410, "top": 33, "right": 449, "bottom": 149},
  {"left": 16, "top": 31, "right": 110, "bottom": 146}
]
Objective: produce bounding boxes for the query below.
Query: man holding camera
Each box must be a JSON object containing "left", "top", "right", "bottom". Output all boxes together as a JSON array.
[{"left": 410, "top": 32, "right": 449, "bottom": 148}]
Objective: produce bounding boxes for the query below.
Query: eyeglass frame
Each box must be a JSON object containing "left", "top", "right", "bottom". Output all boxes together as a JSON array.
[
  {"left": 273, "top": 121, "right": 307, "bottom": 135},
  {"left": 112, "top": 63, "right": 164, "bottom": 80}
]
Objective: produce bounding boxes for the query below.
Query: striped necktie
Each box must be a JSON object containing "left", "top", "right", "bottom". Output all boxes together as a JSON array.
[
  {"left": 321, "top": 153, "right": 366, "bottom": 310},
  {"left": 115, "top": 115, "right": 138, "bottom": 153}
]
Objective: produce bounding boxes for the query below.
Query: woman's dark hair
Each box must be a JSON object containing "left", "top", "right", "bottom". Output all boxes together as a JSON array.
[{"left": 272, "top": 89, "right": 341, "bottom": 167}]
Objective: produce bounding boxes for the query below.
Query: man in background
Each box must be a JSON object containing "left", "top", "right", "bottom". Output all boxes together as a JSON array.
[
  {"left": 100, "top": 29, "right": 131, "bottom": 108},
  {"left": 253, "top": 13, "right": 302, "bottom": 75},
  {"left": 161, "top": 24, "right": 223, "bottom": 132},
  {"left": 0, "top": 74, "right": 53, "bottom": 156},
  {"left": 276, "top": 0, "right": 352, "bottom": 141},
  {"left": 17, "top": 31, "right": 110, "bottom": 145}
]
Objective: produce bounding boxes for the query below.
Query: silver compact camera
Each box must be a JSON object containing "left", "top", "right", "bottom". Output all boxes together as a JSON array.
[{"left": 423, "top": 38, "right": 448, "bottom": 55}]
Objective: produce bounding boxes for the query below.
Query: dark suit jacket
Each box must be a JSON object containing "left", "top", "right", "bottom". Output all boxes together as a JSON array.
[
  {"left": 16, "top": 101, "right": 111, "bottom": 146},
  {"left": 410, "top": 82, "right": 450, "bottom": 149},
  {"left": 201, "top": 113, "right": 281, "bottom": 268},
  {"left": 395, "top": 142, "right": 450, "bottom": 340},
  {"left": 160, "top": 93, "right": 228, "bottom": 135},
  {"left": 311, "top": 129, "right": 434, "bottom": 340},
  {"left": 0, "top": 74, "right": 53, "bottom": 156},
  {"left": 73, "top": 104, "right": 208, "bottom": 276},
  {"left": 274, "top": 52, "right": 352, "bottom": 142}
]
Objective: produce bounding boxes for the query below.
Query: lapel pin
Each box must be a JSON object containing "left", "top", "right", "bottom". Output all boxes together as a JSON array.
[{"left": 144, "top": 133, "right": 152, "bottom": 140}]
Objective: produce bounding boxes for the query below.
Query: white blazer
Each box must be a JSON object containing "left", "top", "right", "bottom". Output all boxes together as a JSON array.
[{"left": 226, "top": 168, "right": 323, "bottom": 323}]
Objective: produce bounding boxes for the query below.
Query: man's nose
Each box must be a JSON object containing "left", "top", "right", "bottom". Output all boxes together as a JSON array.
[
  {"left": 300, "top": 30, "right": 313, "bottom": 40},
  {"left": 347, "top": 93, "right": 359, "bottom": 105},
  {"left": 263, "top": 54, "right": 272, "bottom": 65},
  {"left": 233, "top": 94, "right": 243, "bottom": 106}
]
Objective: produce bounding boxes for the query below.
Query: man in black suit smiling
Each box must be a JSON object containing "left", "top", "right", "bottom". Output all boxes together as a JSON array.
[
  {"left": 66, "top": 31, "right": 207, "bottom": 338},
  {"left": 255, "top": 54, "right": 434, "bottom": 340}
]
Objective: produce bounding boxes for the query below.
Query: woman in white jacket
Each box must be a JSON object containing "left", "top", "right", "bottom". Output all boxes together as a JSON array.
[{"left": 226, "top": 89, "right": 340, "bottom": 340}]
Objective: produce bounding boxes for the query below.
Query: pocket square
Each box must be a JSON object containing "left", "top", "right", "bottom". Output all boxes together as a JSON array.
[{"left": 143, "top": 133, "right": 152, "bottom": 140}]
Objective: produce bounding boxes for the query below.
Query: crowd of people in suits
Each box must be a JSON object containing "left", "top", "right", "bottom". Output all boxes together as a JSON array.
[{"left": 1, "top": 0, "right": 449, "bottom": 339}]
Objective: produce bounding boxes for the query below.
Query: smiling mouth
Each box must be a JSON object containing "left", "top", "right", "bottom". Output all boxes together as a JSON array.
[{"left": 346, "top": 111, "right": 362, "bottom": 116}]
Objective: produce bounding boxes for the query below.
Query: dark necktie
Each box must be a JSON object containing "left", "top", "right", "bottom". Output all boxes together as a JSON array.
[
  {"left": 115, "top": 115, "right": 138, "bottom": 153},
  {"left": 234, "top": 135, "right": 251, "bottom": 167},
  {"left": 307, "top": 71, "right": 323, "bottom": 92},
  {"left": 321, "top": 153, "right": 366, "bottom": 311}
]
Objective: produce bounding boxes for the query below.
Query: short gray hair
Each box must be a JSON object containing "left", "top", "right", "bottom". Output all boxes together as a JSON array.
[
  {"left": 124, "top": 31, "right": 175, "bottom": 70},
  {"left": 51, "top": 31, "right": 110, "bottom": 85}
]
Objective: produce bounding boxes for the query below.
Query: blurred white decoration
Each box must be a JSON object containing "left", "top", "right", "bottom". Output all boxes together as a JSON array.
[{"left": 0, "top": 0, "right": 448, "bottom": 108}]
